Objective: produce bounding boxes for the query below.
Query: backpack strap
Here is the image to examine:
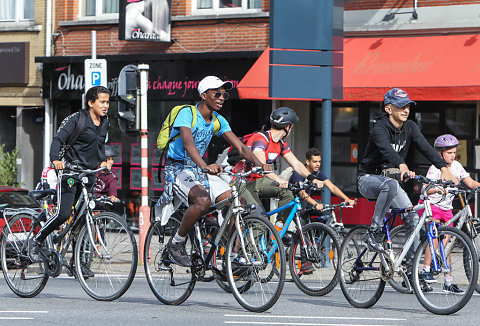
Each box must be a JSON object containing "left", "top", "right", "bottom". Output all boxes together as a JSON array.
[
  {"left": 212, "top": 112, "right": 221, "bottom": 135},
  {"left": 67, "top": 109, "right": 87, "bottom": 146}
]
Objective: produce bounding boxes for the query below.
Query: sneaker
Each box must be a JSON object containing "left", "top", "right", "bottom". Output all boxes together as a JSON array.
[
  {"left": 420, "top": 270, "right": 436, "bottom": 283},
  {"left": 299, "top": 262, "right": 315, "bottom": 275},
  {"left": 167, "top": 238, "right": 191, "bottom": 267},
  {"left": 402, "top": 273, "right": 433, "bottom": 292},
  {"left": 363, "top": 228, "right": 385, "bottom": 252},
  {"left": 80, "top": 264, "right": 95, "bottom": 278},
  {"left": 28, "top": 238, "right": 43, "bottom": 263},
  {"left": 443, "top": 283, "right": 465, "bottom": 295}
]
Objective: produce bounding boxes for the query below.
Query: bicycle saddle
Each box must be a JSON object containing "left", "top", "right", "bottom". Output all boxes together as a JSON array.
[{"left": 28, "top": 189, "right": 56, "bottom": 200}]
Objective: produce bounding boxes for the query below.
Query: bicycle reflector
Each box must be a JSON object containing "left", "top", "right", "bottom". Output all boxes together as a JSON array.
[{"left": 89, "top": 200, "right": 96, "bottom": 210}]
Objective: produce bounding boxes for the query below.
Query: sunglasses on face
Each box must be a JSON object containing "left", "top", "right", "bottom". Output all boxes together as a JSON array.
[{"left": 209, "top": 91, "right": 229, "bottom": 100}]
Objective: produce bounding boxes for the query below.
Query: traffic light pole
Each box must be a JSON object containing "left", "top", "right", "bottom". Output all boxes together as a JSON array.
[{"left": 137, "top": 64, "right": 150, "bottom": 264}]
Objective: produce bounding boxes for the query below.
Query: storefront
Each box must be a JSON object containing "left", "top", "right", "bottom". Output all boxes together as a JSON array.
[{"left": 36, "top": 51, "right": 273, "bottom": 227}]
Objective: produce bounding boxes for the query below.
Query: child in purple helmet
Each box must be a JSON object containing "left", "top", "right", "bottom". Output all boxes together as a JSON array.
[{"left": 417, "top": 134, "right": 480, "bottom": 294}]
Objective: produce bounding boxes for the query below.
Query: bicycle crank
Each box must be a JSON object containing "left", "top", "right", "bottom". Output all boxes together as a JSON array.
[
  {"left": 43, "top": 249, "right": 62, "bottom": 278},
  {"left": 379, "top": 252, "right": 394, "bottom": 281}
]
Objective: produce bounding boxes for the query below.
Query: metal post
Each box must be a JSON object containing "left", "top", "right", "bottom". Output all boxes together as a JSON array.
[
  {"left": 321, "top": 99, "right": 332, "bottom": 205},
  {"left": 138, "top": 64, "right": 150, "bottom": 264},
  {"left": 91, "top": 31, "right": 96, "bottom": 60},
  {"left": 43, "top": 100, "right": 53, "bottom": 168}
]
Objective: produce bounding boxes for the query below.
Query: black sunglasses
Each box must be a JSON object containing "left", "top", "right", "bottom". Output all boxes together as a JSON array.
[{"left": 209, "top": 91, "right": 229, "bottom": 100}]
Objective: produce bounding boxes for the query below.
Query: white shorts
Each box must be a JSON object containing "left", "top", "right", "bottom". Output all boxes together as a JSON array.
[{"left": 173, "top": 170, "right": 231, "bottom": 206}]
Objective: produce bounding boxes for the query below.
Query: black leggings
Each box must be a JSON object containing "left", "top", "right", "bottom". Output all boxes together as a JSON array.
[{"left": 35, "top": 175, "right": 84, "bottom": 242}]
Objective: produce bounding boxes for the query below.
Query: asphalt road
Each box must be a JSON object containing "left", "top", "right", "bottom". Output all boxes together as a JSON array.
[{"left": 0, "top": 272, "right": 479, "bottom": 326}]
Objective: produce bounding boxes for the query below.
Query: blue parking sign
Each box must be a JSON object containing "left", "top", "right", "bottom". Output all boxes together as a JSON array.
[{"left": 92, "top": 72, "right": 101, "bottom": 86}]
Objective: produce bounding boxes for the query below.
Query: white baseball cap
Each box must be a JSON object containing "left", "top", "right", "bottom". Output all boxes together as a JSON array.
[{"left": 197, "top": 76, "right": 233, "bottom": 96}]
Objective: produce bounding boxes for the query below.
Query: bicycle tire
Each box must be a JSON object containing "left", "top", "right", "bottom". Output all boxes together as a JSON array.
[
  {"left": 0, "top": 213, "right": 49, "bottom": 298},
  {"left": 464, "top": 218, "right": 480, "bottom": 294},
  {"left": 226, "top": 215, "right": 286, "bottom": 312},
  {"left": 75, "top": 212, "right": 138, "bottom": 301},
  {"left": 144, "top": 219, "right": 196, "bottom": 305},
  {"left": 387, "top": 225, "right": 412, "bottom": 294},
  {"left": 289, "top": 222, "right": 341, "bottom": 296},
  {"left": 338, "top": 225, "right": 386, "bottom": 308},
  {"left": 412, "top": 226, "right": 478, "bottom": 315}
]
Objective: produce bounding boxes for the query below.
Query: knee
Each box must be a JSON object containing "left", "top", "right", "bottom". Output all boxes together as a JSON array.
[
  {"left": 382, "top": 179, "right": 399, "bottom": 198},
  {"left": 192, "top": 195, "right": 212, "bottom": 211}
]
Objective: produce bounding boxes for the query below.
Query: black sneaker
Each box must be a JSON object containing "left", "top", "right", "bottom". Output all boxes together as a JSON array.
[
  {"left": 443, "top": 283, "right": 465, "bottom": 295},
  {"left": 28, "top": 238, "right": 43, "bottom": 263},
  {"left": 402, "top": 273, "right": 433, "bottom": 292},
  {"left": 80, "top": 264, "right": 95, "bottom": 278},
  {"left": 363, "top": 228, "right": 385, "bottom": 252},
  {"left": 419, "top": 270, "right": 436, "bottom": 283},
  {"left": 167, "top": 238, "right": 191, "bottom": 267}
]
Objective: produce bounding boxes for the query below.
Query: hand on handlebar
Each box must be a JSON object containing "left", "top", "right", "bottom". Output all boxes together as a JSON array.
[
  {"left": 344, "top": 198, "right": 356, "bottom": 207},
  {"left": 52, "top": 160, "right": 65, "bottom": 170},
  {"left": 203, "top": 163, "right": 223, "bottom": 175},
  {"left": 399, "top": 164, "right": 415, "bottom": 182},
  {"left": 440, "top": 167, "right": 460, "bottom": 185},
  {"left": 277, "top": 179, "right": 289, "bottom": 189},
  {"left": 313, "top": 179, "right": 324, "bottom": 189}
]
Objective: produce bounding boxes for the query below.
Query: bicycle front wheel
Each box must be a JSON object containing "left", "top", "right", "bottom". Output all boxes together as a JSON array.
[
  {"left": 289, "top": 222, "right": 341, "bottom": 296},
  {"left": 226, "top": 215, "right": 286, "bottom": 312},
  {"left": 74, "top": 212, "right": 138, "bottom": 301},
  {"left": 464, "top": 218, "right": 480, "bottom": 293},
  {"left": 0, "top": 213, "right": 49, "bottom": 298},
  {"left": 144, "top": 219, "right": 196, "bottom": 305},
  {"left": 338, "top": 225, "right": 386, "bottom": 308},
  {"left": 412, "top": 226, "right": 479, "bottom": 315}
]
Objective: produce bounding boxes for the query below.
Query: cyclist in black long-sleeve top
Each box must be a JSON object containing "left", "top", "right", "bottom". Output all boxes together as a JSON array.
[{"left": 29, "top": 86, "right": 110, "bottom": 274}]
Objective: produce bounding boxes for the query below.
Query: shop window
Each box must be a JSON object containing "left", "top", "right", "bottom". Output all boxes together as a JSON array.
[
  {"left": 414, "top": 112, "right": 441, "bottom": 135},
  {"left": 80, "top": 0, "right": 119, "bottom": 18},
  {"left": 445, "top": 107, "right": 475, "bottom": 137},
  {"left": 0, "top": 0, "right": 33, "bottom": 21},
  {"left": 193, "top": 0, "right": 262, "bottom": 14}
]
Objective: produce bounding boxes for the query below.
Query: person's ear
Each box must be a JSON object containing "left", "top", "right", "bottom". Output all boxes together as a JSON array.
[
  {"left": 201, "top": 92, "right": 207, "bottom": 101},
  {"left": 385, "top": 105, "right": 392, "bottom": 115}
]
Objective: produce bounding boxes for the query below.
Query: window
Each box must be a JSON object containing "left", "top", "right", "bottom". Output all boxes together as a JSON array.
[
  {"left": 193, "top": 0, "right": 262, "bottom": 14},
  {"left": 80, "top": 0, "right": 119, "bottom": 18},
  {"left": 0, "top": 0, "right": 34, "bottom": 21}
]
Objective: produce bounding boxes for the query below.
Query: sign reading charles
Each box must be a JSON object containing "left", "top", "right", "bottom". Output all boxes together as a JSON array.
[{"left": 119, "top": 0, "right": 171, "bottom": 42}]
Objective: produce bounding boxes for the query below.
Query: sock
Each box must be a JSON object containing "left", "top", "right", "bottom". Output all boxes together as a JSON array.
[
  {"left": 172, "top": 232, "right": 186, "bottom": 244},
  {"left": 445, "top": 276, "right": 452, "bottom": 286},
  {"left": 423, "top": 266, "right": 430, "bottom": 272}
]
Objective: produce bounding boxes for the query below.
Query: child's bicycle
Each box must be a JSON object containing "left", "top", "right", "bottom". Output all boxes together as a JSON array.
[
  {"left": 264, "top": 181, "right": 342, "bottom": 297},
  {"left": 144, "top": 166, "right": 286, "bottom": 313},
  {"left": 0, "top": 164, "right": 138, "bottom": 301},
  {"left": 338, "top": 175, "right": 479, "bottom": 315}
]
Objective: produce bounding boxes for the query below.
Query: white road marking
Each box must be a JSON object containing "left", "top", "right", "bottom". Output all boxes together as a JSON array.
[{"left": 225, "top": 315, "right": 406, "bottom": 321}]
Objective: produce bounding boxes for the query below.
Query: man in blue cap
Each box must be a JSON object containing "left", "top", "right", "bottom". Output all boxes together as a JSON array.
[{"left": 357, "top": 88, "right": 458, "bottom": 290}]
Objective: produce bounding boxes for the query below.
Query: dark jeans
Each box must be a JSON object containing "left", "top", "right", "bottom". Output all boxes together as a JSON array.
[{"left": 357, "top": 174, "right": 419, "bottom": 273}]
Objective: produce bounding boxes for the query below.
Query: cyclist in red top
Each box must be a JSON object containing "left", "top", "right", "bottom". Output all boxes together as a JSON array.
[{"left": 235, "top": 107, "right": 324, "bottom": 227}]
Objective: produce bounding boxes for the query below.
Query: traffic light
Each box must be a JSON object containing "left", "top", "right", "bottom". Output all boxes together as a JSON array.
[{"left": 117, "top": 64, "right": 139, "bottom": 134}]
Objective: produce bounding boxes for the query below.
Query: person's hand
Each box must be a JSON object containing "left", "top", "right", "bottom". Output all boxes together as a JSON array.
[
  {"left": 313, "top": 179, "right": 324, "bottom": 189},
  {"left": 205, "top": 163, "right": 223, "bottom": 175},
  {"left": 277, "top": 179, "right": 289, "bottom": 189},
  {"left": 440, "top": 167, "right": 459, "bottom": 185},
  {"left": 109, "top": 195, "right": 120, "bottom": 202},
  {"left": 262, "top": 163, "right": 272, "bottom": 172},
  {"left": 314, "top": 202, "right": 323, "bottom": 211},
  {"left": 345, "top": 198, "right": 356, "bottom": 207},
  {"left": 100, "top": 161, "right": 108, "bottom": 168},
  {"left": 52, "top": 160, "right": 65, "bottom": 170},
  {"left": 399, "top": 163, "right": 415, "bottom": 181}
]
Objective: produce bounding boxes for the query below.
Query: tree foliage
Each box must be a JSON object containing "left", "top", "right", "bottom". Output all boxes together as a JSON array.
[{"left": 0, "top": 144, "right": 20, "bottom": 187}]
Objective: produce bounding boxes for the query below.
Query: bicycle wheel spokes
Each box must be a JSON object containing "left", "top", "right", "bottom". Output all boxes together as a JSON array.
[
  {"left": 144, "top": 219, "right": 196, "bottom": 305},
  {"left": 289, "top": 222, "right": 340, "bottom": 296},
  {"left": 75, "top": 212, "right": 138, "bottom": 301},
  {"left": 226, "top": 215, "right": 286, "bottom": 312},
  {"left": 387, "top": 225, "right": 412, "bottom": 294},
  {"left": 1, "top": 213, "right": 48, "bottom": 298},
  {"left": 467, "top": 218, "right": 480, "bottom": 293},
  {"left": 413, "top": 227, "right": 479, "bottom": 315},
  {"left": 338, "top": 225, "right": 385, "bottom": 308}
]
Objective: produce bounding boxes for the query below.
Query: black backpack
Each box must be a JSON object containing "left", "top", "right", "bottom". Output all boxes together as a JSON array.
[{"left": 59, "top": 110, "right": 88, "bottom": 160}]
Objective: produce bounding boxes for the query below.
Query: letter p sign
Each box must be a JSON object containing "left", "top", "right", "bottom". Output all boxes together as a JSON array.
[{"left": 91, "top": 72, "right": 101, "bottom": 86}]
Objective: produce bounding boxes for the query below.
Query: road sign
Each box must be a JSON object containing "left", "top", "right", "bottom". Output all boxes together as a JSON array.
[{"left": 84, "top": 59, "right": 107, "bottom": 92}]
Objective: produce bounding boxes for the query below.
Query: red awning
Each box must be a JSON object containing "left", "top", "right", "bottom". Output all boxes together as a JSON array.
[{"left": 237, "top": 34, "right": 480, "bottom": 101}]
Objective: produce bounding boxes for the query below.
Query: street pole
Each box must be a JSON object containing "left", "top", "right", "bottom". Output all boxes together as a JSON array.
[
  {"left": 321, "top": 99, "right": 332, "bottom": 205},
  {"left": 138, "top": 64, "right": 150, "bottom": 264}
]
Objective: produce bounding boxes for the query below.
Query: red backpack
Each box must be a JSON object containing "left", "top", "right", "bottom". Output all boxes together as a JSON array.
[{"left": 226, "top": 130, "right": 284, "bottom": 166}]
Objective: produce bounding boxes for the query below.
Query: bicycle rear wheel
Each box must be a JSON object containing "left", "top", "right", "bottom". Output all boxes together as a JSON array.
[
  {"left": 412, "top": 227, "right": 478, "bottom": 315},
  {"left": 75, "top": 212, "right": 138, "bottom": 301},
  {"left": 144, "top": 219, "right": 196, "bottom": 305},
  {"left": 464, "top": 218, "right": 480, "bottom": 293},
  {"left": 338, "top": 225, "right": 386, "bottom": 308},
  {"left": 289, "top": 222, "right": 341, "bottom": 296},
  {"left": 226, "top": 215, "right": 286, "bottom": 312},
  {"left": 0, "top": 213, "right": 49, "bottom": 298}
]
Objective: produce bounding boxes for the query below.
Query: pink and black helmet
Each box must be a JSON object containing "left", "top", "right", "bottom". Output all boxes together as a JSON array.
[{"left": 434, "top": 134, "right": 459, "bottom": 150}]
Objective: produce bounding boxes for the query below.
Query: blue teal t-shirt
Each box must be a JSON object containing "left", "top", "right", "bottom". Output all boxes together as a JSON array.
[{"left": 166, "top": 105, "right": 231, "bottom": 163}]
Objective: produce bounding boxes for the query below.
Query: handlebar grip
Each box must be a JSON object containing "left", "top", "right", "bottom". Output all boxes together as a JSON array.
[
  {"left": 201, "top": 168, "right": 210, "bottom": 174},
  {"left": 271, "top": 181, "right": 280, "bottom": 187}
]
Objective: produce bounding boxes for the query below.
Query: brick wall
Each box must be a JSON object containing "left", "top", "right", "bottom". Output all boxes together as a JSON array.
[
  {"left": 54, "top": 1, "right": 270, "bottom": 56},
  {"left": 345, "top": 0, "right": 480, "bottom": 11}
]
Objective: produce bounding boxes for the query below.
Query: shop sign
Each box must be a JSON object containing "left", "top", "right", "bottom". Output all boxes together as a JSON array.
[{"left": 0, "top": 42, "right": 29, "bottom": 85}]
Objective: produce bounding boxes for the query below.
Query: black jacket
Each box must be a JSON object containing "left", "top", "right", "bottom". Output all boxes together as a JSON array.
[
  {"left": 50, "top": 109, "right": 109, "bottom": 169},
  {"left": 358, "top": 114, "right": 446, "bottom": 175}
]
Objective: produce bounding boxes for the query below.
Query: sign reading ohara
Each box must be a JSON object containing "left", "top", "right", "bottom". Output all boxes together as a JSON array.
[{"left": 84, "top": 59, "right": 108, "bottom": 91}]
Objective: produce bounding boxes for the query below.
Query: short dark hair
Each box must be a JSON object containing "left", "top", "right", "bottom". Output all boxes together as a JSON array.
[
  {"left": 306, "top": 147, "right": 321, "bottom": 160},
  {"left": 85, "top": 86, "right": 110, "bottom": 109}
]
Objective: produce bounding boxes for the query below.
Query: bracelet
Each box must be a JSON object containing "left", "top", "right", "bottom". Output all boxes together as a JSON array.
[{"left": 307, "top": 173, "right": 316, "bottom": 181}]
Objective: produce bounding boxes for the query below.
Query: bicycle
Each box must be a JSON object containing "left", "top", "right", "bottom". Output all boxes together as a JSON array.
[
  {"left": 143, "top": 166, "right": 286, "bottom": 312},
  {"left": 389, "top": 186, "right": 480, "bottom": 294},
  {"left": 264, "top": 181, "right": 341, "bottom": 297},
  {"left": 338, "top": 175, "right": 479, "bottom": 315},
  {"left": 1, "top": 164, "right": 138, "bottom": 301},
  {"left": 305, "top": 201, "right": 355, "bottom": 242}
]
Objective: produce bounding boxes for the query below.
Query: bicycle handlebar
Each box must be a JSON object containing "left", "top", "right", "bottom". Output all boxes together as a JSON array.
[
  {"left": 201, "top": 166, "right": 272, "bottom": 178},
  {"left": 64, "top": 163, "right": 108, "bottom": 179}
]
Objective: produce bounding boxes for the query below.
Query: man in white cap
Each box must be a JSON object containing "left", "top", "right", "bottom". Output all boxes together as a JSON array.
[{"left": 163, "top": 75, "right": 270, "bottom": 266}]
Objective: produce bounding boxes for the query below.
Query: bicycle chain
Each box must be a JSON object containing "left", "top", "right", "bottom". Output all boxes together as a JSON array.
[{"left": 380, "top": 252, "right": 395, "bottom": 281}]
